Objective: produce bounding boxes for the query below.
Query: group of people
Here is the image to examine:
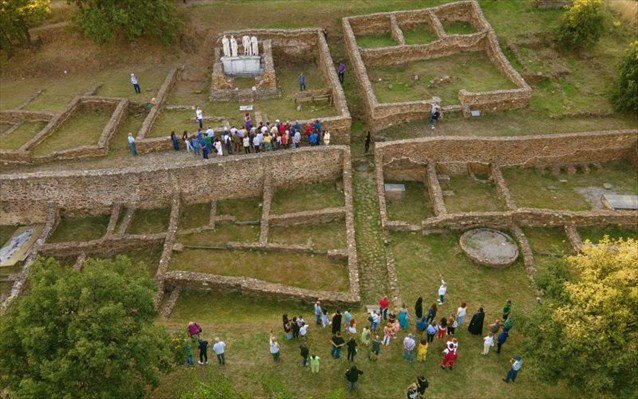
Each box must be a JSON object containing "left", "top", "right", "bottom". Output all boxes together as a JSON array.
[{"left": 184, "top": 321, "right": 227, "bottom": 367}]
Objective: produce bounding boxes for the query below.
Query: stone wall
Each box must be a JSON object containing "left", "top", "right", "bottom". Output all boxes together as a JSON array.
[
  {"left": 343, "top": 1, "right": 531, "bottom": 131},
  {"left": 0, "top": 110, "right": 54, "bottom": 124},
  {"left": 136, "top": 67, "right": 179, "bottom": 140}
]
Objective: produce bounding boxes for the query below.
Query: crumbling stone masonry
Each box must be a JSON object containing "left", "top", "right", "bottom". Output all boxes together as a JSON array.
[{"left": 343, "top": 1, "right": 532, "bottom": 131}]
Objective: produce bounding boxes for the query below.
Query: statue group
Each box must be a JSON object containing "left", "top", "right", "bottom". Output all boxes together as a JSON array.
[{"left": 222, "top": 35, "right": 259, "bottom": 58}]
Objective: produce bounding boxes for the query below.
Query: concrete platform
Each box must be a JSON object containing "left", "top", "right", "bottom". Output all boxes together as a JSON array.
[{"left": 602, "top": 194, "right": 638, "bottom": 210}]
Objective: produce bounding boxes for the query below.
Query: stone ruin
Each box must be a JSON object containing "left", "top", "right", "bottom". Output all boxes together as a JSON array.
[{"left": 342, "top": 0, "right": 532, "bottom": 131}]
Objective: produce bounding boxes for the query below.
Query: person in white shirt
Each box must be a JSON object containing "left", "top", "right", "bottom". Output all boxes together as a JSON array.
[
  {"left": 300, "top": 324, "right": 309, "bottom": 338},
  {"left": 292, "top": 131, "right": 301, "bottom": 148},
  {"left": 242, "top": 136, "right": 250, "bottom": 154},
  {"left": 269, "top": 333, "right": 280, "bottom": 361},
  {"left": 482, "top": 333, "right": 494, "bottom": 355},
  {"left": 214, "top": 140, "right": 223, "bottom": 156},
  {"left": 130, "top": 73, "right": 140, "bottom": 93},
  {"left": 456, "top": 303, "right": 468, "bottom": 326},
  {"left": 254, "top": 132, "right": 264, "bottom": 153},
  {"left": 403, "top": 334, "right": 416, "bottom": 363},
  {"left": 323, "top": 131, "right": 331, "bottom": 145},
  {"left": 213, "top": 337, "right": 226, "bottom": 365},
  {"left": 127, "top": 133, "right": 137, "bottom": 155},
  {"left": 437, "top": 280, "right": 447, "bottom": 305},
  {"left": 205, "top": 127, "right": 214, "bottom": 137},
  {"left": 195, "top": 106, "right": 204, "bottom": 129}
]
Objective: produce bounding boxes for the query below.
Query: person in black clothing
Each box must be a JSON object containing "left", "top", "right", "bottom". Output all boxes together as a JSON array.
[
  {"left": 346, "top": 337, "right": 358, "bottom": 362},
  {"left": 331, "top": 310, "right": 342, "bottom": 335},
  {"left": 364, "top": 131, "right": 371, "bottom": 153},
  {"left": 414, "top": 297, "right": 423, "bottom": 320},
  {"left": 416, "top": 375, "right": 429, "bottom": 396},
  {"left": 468, "top": 306, "right": 485, "bottom": 336},
  {"left": 291, "top": 316, "right": 300, "bottom": 339},
  {"left": 198, "top": 338, "right": 208, "bottom": 365},
  {"left": 331, "top": 332, "right": 345, "bottom": 359},
  {"left": 300, "top": 343, "right": 310, "bottom": 367},
  {"left": 345, "top": 366, "right": 363, "bottom": 391},
  {"left": 425, "top": 303, "right": 437, "bottom": 325}
]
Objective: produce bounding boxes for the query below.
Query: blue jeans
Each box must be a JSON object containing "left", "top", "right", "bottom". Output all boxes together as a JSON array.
[
  {"left": 133, "top": 83, "right": 141, "bottom": 93},
  {"left": 299, "top": 82, "right": 306, "bottom": 91},
  {"left": 316, "top": 314, "right": 322, "bottom": 325},
  {"left": 403, "top": 349, "right": 414, "bottom": 363},
  {"left": 505, "top": 368, "right": 519, "bottom": 382},
  {"left": 193, "top": 145, "right": 200, "bottom": 156},
  {"left": 348, "top": 381, "right": 357, "bottom": 391},
  {"left": 439, "top": 295, "right": 445, "bottom": 304},
  {"left": 331, "top": 347, "right": 341, "bottom": 359},
  {"left": 302, "top": 356, "right": 308, "bottom": 366},
  {"left": 381, "top": 308, "right": 388, "bottom": 320},
  {"left": 129, "top": 142, "right": 137, "bottom": 155},
  {"left": 186, "top": 354, "right": 194, "bottom": 366},
  {"left": 371, "top": 321, "right": 378, "bottom": 332}
]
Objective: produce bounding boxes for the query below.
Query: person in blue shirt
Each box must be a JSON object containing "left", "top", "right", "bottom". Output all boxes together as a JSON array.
[{"left": 298, "top": 73, "right": 306, "bottom": 91}]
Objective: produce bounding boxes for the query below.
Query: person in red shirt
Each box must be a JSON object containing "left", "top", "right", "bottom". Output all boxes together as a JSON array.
[
  {"left": 187, "top": 321, "right": 201, "bottom": 337},
  {"left": 379, "top": 296, "right": 390, "bottom": 321},
  {"left": 305, "top": 123, "right": 313, "bottom": 137}
]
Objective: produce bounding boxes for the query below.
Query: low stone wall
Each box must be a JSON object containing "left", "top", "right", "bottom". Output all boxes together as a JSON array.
[
  {"left": 38, "top": 234, "right": 165, "bottom": 258},
  {"left": 0, "top": 110, "right": 54, "bottom": 124},
  {"left": 136, "top": 67, "right": 179, "bottom": 140},
  {"left": 343, "top": 1, "right": 531, "bottom": 131},
  {"left": 268, "top": 208, "right": 345, "bottom": 227}
]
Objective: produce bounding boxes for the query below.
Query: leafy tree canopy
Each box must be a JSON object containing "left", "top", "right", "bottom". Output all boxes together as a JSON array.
[
  {"left": 0, "top": 0, "right": 50, "bottom": 54},
  {"left": 0, "top": 256, "right": 174, "bottom": 399},
  {"left": 556, "top": 0, "right": 607, "bottom": 50},
  {"left": 611, "top": 41, "right": 638, "bottom": 113}
]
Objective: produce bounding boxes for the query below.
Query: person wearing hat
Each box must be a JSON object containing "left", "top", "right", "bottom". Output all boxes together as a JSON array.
[
  {"left": 130, "top": 73, "right": 141, "bottom": 93},
  {"left": 504, "top": 355, "right": 523, "bottom": 383}
]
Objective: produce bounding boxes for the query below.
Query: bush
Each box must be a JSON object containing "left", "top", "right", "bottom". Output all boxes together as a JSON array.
[
  {"left": 610, "top": 41, "right": 638, "bottom": 113},
  {"left": 556, "top": 0, "right": 607, "bottom": 49}
]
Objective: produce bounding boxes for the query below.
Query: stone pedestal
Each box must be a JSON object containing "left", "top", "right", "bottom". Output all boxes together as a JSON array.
[{"left": 221, "top": 56, "right": 262, "bottom": 77}]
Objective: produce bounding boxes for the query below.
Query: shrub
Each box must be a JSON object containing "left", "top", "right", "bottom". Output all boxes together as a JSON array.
[
  {"left": 556, "top": 0, "right": 607, "bottom": 49},
  {"left": 610, "top": 41, "right": 638, "bottom": 113}
]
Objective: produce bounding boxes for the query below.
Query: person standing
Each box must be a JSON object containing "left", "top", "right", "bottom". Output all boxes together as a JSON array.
[
  {"left": 482, "top": 333, "right": 494, "bottom": 355},
  {"left": 426, "top": 321, "right": 437, "bottom": 343},
  {"left": 127, "top": 133, "right": 138, "bottom": 156},
  {"left": 213, "top": 337, "right": 226, "bottom": 365},
  {"left": 269, "top": 333, "right": 280, "bottom": 361},
  {"left": 425, "top": 303, "right": 437, "bottom": 325},
  {"left": 429, "top": 102, "right": 441, "bottom": 129},
  {"left": 489, "top": 319, "right": 502, "bottom": 335},
  {"left": 416, "top": 376, "right": 429, "bottom": 397},
  {"left": 185, "top": 338, "right": 195, "bottom": 367},
  {"left": 344, "top": 310, "right": 352, "bottom": 328},
  {"left": 437, "top": 318, "right": 447, "bottom": 340},
  {"left": 403, "top": 334, "right": 416, "bottom": 363},
  {"left": 379, "top": 296, "right": 390, "bottom": 320},
  {"left": 331, "top": 310, "right": 342, "bottom": 335},
  {"left": 198, "top": 338, "right": 208, "bottom": 365},
  {"left": 502, "top": 299, "right": 512, "bottom": 321},
  {"left": 195, "top": 106, "right": 204, "bottom": 129},
  {"left": 337, "top": 62, "right": 346, "bottom": 84},
  {"left": 398, "top": 304, "right": 410, "bottom": 331},
  {"left": 416, "top": 338, "right": 428, "bottom": 362},
  {"left": 298, "top": 73, "right": 306, "bottom": 91},
  {"left": 447, "top": 314, "right": 457, "bottom": 335},
  {"left": 503, "top": 355, "right": 523, "bottom": 383},
  {"left": 314, "top": 301, "right": 323, "bottom": 326},
  {"left": 331, "top": 332, "right": 345, "bottom": 359},
  {"left": 323, "top": 131, "right": 330, "bottom": 145},
  {"left": 497, "top": 330, "right": 508, "bottom": 354},
  {"left": 370, "top": 335, "right": 381, "bottom": 360},
  {"left": 456, "top": 302, "right": 468, "bottom": 327},
  {"left": 345, "top": 366, "right": 363, "bottom": 392},
  {"left": 437, "top": 280, "right": 447, "bottom": 305},
  {"left": 414, "top": 297, "right": 423, "bottom": 320},
  {"left": 467, "top": 307, "right": 485, "bottom": 336},
  {"left": 360, "top": 327, "right": 371, "bottom": 347},
  {"left": 503, "top": 317, "right": 514, "bottom": 333},
  {"left": 310, "top": 354, "right": 320, "bottom": 373},
  {"left": 300, "top": 343, "right": 310, "bottom": 367},
  {"left": 170, "top": 131, "right": 180, "bottom": 151},
  {"left": 346, "top": 337, "right": 357, "bottom": 362},
  {"left": 242, "top": 135, "right": 250, "bottom": 154},
  {"left": 364, "top": 131, "right": 371, "bottom": 154},
  {"left": 130, "top": 73, "right": 141, "bottom": 93},
  {"left": 182, "top": 131, "right": 192, "bottom": 152}
]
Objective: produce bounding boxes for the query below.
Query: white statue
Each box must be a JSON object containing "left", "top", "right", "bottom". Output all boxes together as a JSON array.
[
  {"left": 250, "top": 36, "right": 259, "bottom": 56},
  {"left": 230, "top": 35, "right": 238, "bottom": 57},
  {"left": 222, "top": 35, "right": 230, "bottom": 57},
  {"left": 242, "top": 35, "right": 251, "bottom": 55}
]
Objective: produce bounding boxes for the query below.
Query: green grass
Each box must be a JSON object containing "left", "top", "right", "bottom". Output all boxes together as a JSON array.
[
  {"left": 271, "top": 181, "right": 344, "bottom": 214},
  {"left": 216, "top": 197, "right": 263, "bottom": 221},
  {"left": 177, "top": 225, "right": 259, "bottom": 245},
  {"left": 578, "top": 226, "right": 638, "bottom": 244},
  {"left": 357, "top": 33, "right": 397, "bottom": 48},
  {"left": 48, "top": 215, "right": 110, "bottom": 242},
  {"left": 503, "top": 163, "right": 637, "bottom": 211},
  {"left": 31, "top": 107, "right": 112, "bottom": 156},
  {"left": 90, "top": 245, "right": 163, "bottom": 277},
  {"left": 128, "top": 208, "right": 171, "bottom": 235},
  {"left": 0, "top": 225, "right": 18, "bottom": 246},
  {"left": 369, "top": 51, "right": 518, "bottom": 105},
  {"left": 0, "top": 281, "right": 14, "bottom": 297},
  {"left": 148, "top": 109, "right": 196, "bottom": 139},
  {"left": 402, "top": 23, "right": 439, "bottom": 45},
  {"left": 168, "top": 249, "right": 349, "bottom": 291},
  {"left": 0, "top": 123, "right": 12, "bottom": 134},
  {"left": 385, "top": 181, "right": 434, "bottom": 223},
  {"left": 94, "top": 66, "right": 170, "bottom": 103},
  {"left": 441, "top": 174, "right": 505, "bottom": 213},
  {"left": 0, "top": 122, "right": 47, "bottom": 150},
  {"left": 524, "top": 227, "right": 573, "bottom": 276},
  {"left": 20, "top": 77, "right": 95, "bottom": 112},
  {"left": 268, "top": 220, "right": 347, "bottom": 249},
  {"left": 107, "top": 108, "right": 146, "bottom": 157},
  {"left": 441, "top": 20, "right": 477, "bottom": 35},
  {"left": 178, "top": 202, "right": 212, "bottom": 230}
]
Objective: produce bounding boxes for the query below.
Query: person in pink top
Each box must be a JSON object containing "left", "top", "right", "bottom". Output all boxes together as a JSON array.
[{"left": 188, "top": 321, "right": 202, "bottom": 338}]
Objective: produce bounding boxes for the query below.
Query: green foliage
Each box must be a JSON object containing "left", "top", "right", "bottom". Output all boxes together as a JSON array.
[
  {"left": 0, "top": 0, "right": 50, "bottom": 53},
  {"left": 522, "top": 238, "right": 638, "bottom": 396},
  {"left": 533, "top": 257, "right": 570, "bottom": 299},
  {"left": 0, "top": 256, "right": 174, "bottom": 399},
  {"left": 68, "top": 0, "right": 181, "bottom": 46},
  {"left": 180, "top": 378, "right": 247, "bottom": 399},
  {"left": 556, "top": 0, "right": 607, "bottom": 49},
  {"left": 610, "top": 41, "right": 638, "bottom": 113}
]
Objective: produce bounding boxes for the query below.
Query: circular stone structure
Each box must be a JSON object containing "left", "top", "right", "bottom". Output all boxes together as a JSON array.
[{"left": 459, "top": 228, "right": 519, "bottom": 268}]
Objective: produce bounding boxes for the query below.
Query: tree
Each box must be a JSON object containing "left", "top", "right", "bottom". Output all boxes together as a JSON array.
[
  {"left": 68, "top": 0, "right": 181, "bottom": 46},
  {"left": 521, "top": 238, "right": 638, "bottom": 396},
  {"left": 556, "top": 0, "right": 607, "bottom": 50},
  {"left": 610, "top": 41, "right": 638, "bottom": 113},
  {"left": 0, "top": 0, "right": 50, "bottom": 54},
  {"left": 0, "top": 256, "right": 174, "bottom": 399}
]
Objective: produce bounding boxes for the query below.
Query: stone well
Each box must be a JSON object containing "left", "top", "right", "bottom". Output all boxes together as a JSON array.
[{"left": 459, "top": 228, "right": 519, "bottom": 268}]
